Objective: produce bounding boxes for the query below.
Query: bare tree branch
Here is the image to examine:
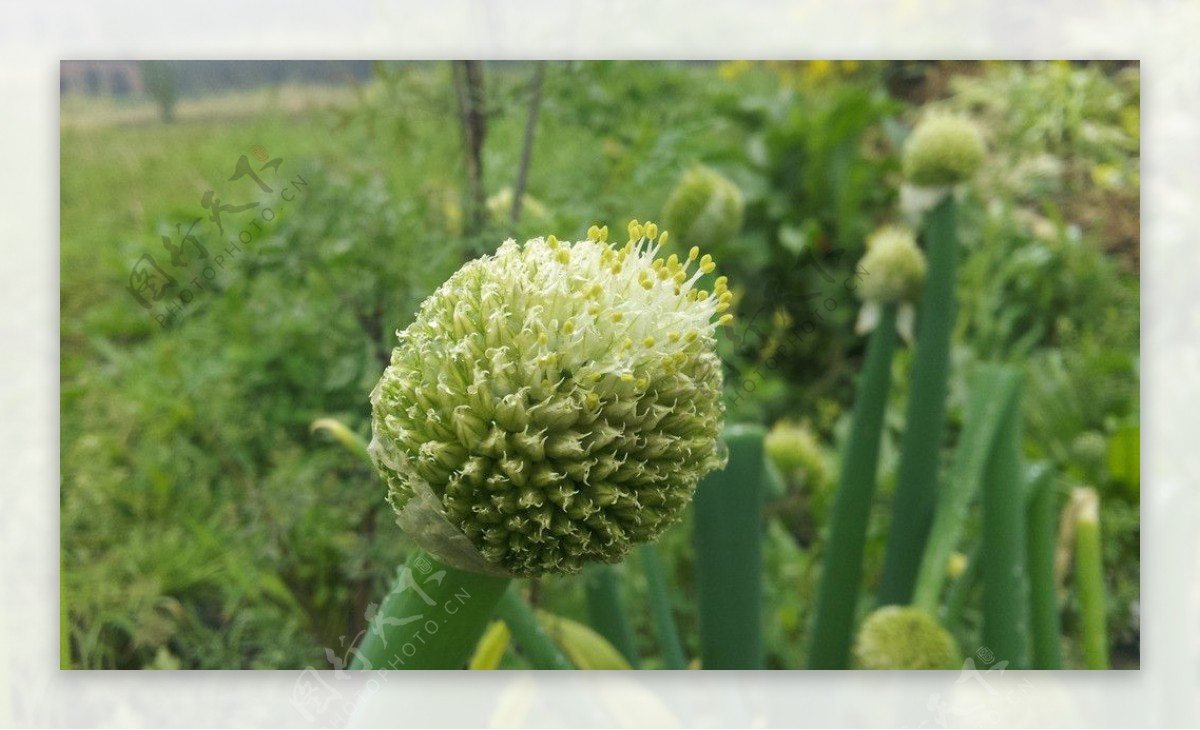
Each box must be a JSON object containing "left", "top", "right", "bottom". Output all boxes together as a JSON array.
[
  {"left": 452, "top": 60, "right": 487, "bottom": 235},
  {"left": 511, "top": 61, "right": 547, "bottom": 227}
]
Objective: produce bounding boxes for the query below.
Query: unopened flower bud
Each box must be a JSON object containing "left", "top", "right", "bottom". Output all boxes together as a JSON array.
[
  {"left": 764, "top": 420, "right": 829, "bottom": 490},
  {"left": 662, "top": 166, "right": 744, "bottom": 252},
  {"left": 902, "top": 113, "right": 985, "bottom": 187},
  {"left": 854, "top": 606, "right": 958, "bottom": 670},
  {"left": 858, "top": 226, "right": 927, "bottom": 305}
]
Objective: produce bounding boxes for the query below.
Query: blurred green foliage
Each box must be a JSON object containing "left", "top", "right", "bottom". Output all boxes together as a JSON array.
[{"left": 61, "top": 60, "right": 1139, "bottom": 669}]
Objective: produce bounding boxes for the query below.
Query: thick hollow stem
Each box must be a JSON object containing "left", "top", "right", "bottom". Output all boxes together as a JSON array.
[
  {"left": 350, "top": 549, "right": 510, "bottom": 670},
  {"left": 808, "top": 305, "right": 898, "bottom": 669},
  {"left": 981, "top": 377, "right": 1030, "bottom": 669},
  {"left": 495, "top": 585, "right": 573, "bottom": 670},
  {"left": 640, "top": 543, "right": 687, "bottom": 669},
  {"left": 878, "top": 196, "right": 959, "bottom": 606},
  {"left": 913, "top": 365, "right": 1022, "bottom": 613},
  {"left": 1026, "top": 463, "right": 1064, "bottom": 669},
  {"left": 583, "top": 563, "right": 641, "bottom": 667},
  {"left": 694, "top": 423, "right": 766, "bottom": 669}
]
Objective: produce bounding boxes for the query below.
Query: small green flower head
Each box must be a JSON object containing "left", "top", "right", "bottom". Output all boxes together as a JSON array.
[
  {"left": 854, "top": 606, "right": 958, "bottom": 670},
  {"left": 857, "top": 226, "right": 927, "bottom": 304},
  {"left": 902, "top": 113, "right": 985, "bottom": 187},
  {"left": 662, "top": 166, "right": 744, "bottom": 251},
  {"left": 764, "top": 420, "right": 828, "bottom": 489},
  {"left": 1070, "top": 431, "right": 1108, "bottom": 474},
  {"left": 370, "top": 221, "right": 731, "bottom": 577}
]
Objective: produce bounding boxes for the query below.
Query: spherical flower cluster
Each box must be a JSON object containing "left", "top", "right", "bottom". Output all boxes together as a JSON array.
[
  {"left": 370, "top": 221, "right": 731, "bottom": 577},
  {"left": 857, "top": 226, "right": 927, "bottom": 305},
  {"left": 764, "top": 420, "right": 828, "bottom": 491},
  {"left": 902, "top": 113, "right": 986, "bottom": 187},
  {"left": 854, "top": 606, "right": 958, "bottom": 670},
  {"left": 662, "top": 166, "right": 745, "bottom": 252},
  {"left": 855, "top": 226, "right": 927, "bottom": 344}
]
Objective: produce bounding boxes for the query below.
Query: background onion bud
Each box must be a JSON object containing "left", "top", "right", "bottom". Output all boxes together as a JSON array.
[
  {"left": 857, "top": 226, "right": 928, "bottom": 304},
  {"left": 902, "top": 113, "right": 986, "bottom": 187},
  {"left": 764, "top": 420, "right": 829, "bottom": 491},
  {"left": 662, "top": 165, "right": 745, "bottom": 251},
  {"left": 370, "top": 223, "right": 730, "bottom": 577},
  {"left": 853, "top": 605, "right": 958, "bottom": 670}
]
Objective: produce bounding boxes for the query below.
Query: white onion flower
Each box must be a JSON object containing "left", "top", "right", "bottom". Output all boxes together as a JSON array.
[{"left": 370, "top": 221, "right": 731, "bottom": 577}]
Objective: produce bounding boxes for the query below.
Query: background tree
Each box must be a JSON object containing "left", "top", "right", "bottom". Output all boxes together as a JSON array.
[{"left": 140, "top": 60, "right": 179, "bottom": 123}]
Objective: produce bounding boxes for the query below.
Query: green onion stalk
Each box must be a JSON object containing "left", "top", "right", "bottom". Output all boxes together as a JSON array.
[
  {"left": 693, "top": 423, "right": 766, "bottom": 669},
  {"left": 351, "top": 549, "right": 509, "bottom": 670},
  {"left": 877, "top": 114, "right": 986, "bottom": 606},
  {"left": 1026, "top": 463, "right": 1063, "bottom": 669},
  {"left": 495, "top": 585, "right": 574, "bottom": 670},
  {"left": 980, "top": 373, "right": 1030, "bottom": 669},
  {"left": 582, "top": 564, "right": 640, "bottom": 667},
  {"left": 912, "top": 365, "right": 1022, "bottom": 614},
  {"left": 352, "top": 220, "right": 732, "bottom": 670},
  {"left": 640, "top": 543, "right": 688, "bottom": 669},
  {"left": 809, "top": 226, "right": 927, "bottom": 669}
]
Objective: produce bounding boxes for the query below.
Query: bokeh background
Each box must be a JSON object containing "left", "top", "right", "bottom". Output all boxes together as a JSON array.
[{"left": 60, "top": 59, "right": 1139, "bottom": 670}]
